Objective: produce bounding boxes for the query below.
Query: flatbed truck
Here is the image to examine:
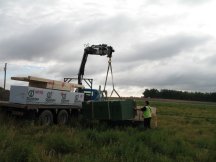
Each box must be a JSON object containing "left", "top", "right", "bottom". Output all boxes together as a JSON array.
[{"left": 0, "top": 44, "right": 154, "bottom": 126}]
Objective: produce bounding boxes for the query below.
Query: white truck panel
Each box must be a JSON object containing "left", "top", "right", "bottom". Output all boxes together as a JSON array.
[
  {"left": 74, "top": 92, "right": 85, "bottom": 107},
  {"left": 9, "top": 85, "right": 84, "bottom": 105}
]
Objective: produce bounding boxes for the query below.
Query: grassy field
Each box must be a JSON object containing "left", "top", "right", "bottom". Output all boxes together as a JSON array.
[{"left": 0, "top": 99, "right": 216, "bottom": 162}]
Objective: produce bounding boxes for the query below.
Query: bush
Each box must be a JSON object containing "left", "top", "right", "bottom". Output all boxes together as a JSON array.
[
  {"left": 2, "top": 141, "right": 39, "bottom": 162},
  {"left": 0, "top": 87, "right": 10, "bottom": 101},
  {"left": 86, "top": 129, "right": 120, "bottom": 146},
  {"left": 45, "top": 133, "right": 76, "bottom": 154}
]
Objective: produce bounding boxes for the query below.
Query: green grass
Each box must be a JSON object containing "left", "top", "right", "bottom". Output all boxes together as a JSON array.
[{"left": 0, "top": 99, "right": 216, "bottom": 162}]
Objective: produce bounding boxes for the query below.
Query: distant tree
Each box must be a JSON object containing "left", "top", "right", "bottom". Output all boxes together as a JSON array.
[
  {"left": 0, "top": 87, "right": 10, "bottom": 101},
  {"left": 143, "top": 88, "right": 159, "bottom": 98},
  {"left": 143, "top": 88, "right": 216, "bottom": 102}
]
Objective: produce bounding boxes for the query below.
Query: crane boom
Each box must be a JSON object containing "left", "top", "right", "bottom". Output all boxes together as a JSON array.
[{"left": 78, "top": 44, "right": 114, "bottom": 85}]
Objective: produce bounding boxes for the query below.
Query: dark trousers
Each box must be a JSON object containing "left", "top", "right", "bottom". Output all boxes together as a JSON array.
[{"left": 144, "top": 117, "right": 151, "bottom": 129}]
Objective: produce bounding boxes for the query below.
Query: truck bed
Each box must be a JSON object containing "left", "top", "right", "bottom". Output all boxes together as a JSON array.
[{"left": 0, "top": 101, "right": 81, "bottom": 110}]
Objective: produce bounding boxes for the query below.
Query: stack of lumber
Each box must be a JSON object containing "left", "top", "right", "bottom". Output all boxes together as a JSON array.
[{"left": 11, "top": 76, "right": 84, "bottom": 91}]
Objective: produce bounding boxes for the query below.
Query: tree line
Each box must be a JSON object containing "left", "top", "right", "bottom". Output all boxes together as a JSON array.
[
  {"left": 0, "top": 87, "right": 10, "bottom": 101},
  {"left": 143, "top": 89, "right": 216, "bottom": 102}
]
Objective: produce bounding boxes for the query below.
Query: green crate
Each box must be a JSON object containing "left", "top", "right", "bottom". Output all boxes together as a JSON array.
[
  {"left": 110, "top": 100, "right": 135, "bottom": 120},
  {"left": 82, "top": 102, "right": 93, "bottom": 119},
  {"left": 82, "top": 100, "right": 136, "bottom": 121},
  {"left": 82, "top": 101, "right": 110, "bottom": 120},
  {"left": 93, "top": 101, "right": 109, "bottom": 120}
]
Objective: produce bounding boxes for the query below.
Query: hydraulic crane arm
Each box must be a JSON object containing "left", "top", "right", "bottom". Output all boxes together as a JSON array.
[{"left": 78, "top": 44, "right": 115, "bottom": 85}]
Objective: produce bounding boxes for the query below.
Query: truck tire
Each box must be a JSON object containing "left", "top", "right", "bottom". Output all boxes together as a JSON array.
[
  {"left": 38, "top": 110, "right": 53, "bottom": 126},
  {"left": 57, "top": 110, "right": 69, "bottom": 125}
]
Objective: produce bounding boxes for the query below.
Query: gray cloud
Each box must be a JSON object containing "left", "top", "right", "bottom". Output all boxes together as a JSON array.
[
  {"left": 1, "top": 0, "right": 216, "bottom": 95},
  {"left": 46, "top": 55, "right": 110, "bottom": 78},
  {"left": 47, "top": 63, "right": 80, "bottom": 78},
  {"left": 119, "top": 34, "right": 211, "bottom": 62},
  {"left": 79, "top": 15, "right": 134, "bottom": 36},
  {"left": 157, "top": 71, "right": 216, "bottom": 92},
  {"left": 114, "top": 64, "right": 216, "bottom": 92},
  {"left": 203, "top": 51, "right": 216, "bottom": 65},
  {"left": 145, "top": 0, "right": 212, "bottom": 5},
  {"left": 0, "top": 14, "right": 137, "bottom": 62},
  {"left": 0, "top": 23, "right": 76, "bottom": 61},
  {"left": 0, "top": 8, "right": 189, "bottom": 63},
  {"left": 177, "top": 0, "right": 212, "bottom": 5}
]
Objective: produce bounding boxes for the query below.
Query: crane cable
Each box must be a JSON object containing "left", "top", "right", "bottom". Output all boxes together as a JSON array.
[{"left": 103, "top": 58, "right": 121, "bottom": 98}]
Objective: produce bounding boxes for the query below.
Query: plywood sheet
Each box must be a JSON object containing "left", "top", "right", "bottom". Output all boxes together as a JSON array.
[{"left": 11, "top": 76, "right": 84, "bottom": 91}]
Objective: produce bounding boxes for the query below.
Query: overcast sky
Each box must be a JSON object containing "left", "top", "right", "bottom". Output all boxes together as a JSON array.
[{"left": 0, "top": 0, "right": 216, "bottom": 97}]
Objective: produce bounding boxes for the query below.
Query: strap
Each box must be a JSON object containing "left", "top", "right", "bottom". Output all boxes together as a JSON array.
[{"left": 103, "top": 58, "right": 121, "bottom": 98}]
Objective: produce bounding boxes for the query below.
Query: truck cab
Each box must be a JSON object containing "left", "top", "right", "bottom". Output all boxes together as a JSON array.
[{"left": 79, "top": 88, "right": 102, "bottom": 101}]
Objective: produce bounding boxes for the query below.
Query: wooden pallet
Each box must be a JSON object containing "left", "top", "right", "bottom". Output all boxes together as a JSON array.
[{"left": 11, "top": 76, "right": 84, "bottom": 91}]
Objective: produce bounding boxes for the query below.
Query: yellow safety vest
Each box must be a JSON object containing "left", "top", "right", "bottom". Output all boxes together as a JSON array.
[{"left": 143, "top": 106, "right": 152, "bottom": 118}]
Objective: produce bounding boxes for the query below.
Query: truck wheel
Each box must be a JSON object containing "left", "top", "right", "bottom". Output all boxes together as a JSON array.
[
  {"left": 57, "top": 110, "right": 69, "bottom": 125},
  {"left": 38, "top": 110, "right": 53, "bottom": 126}
]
